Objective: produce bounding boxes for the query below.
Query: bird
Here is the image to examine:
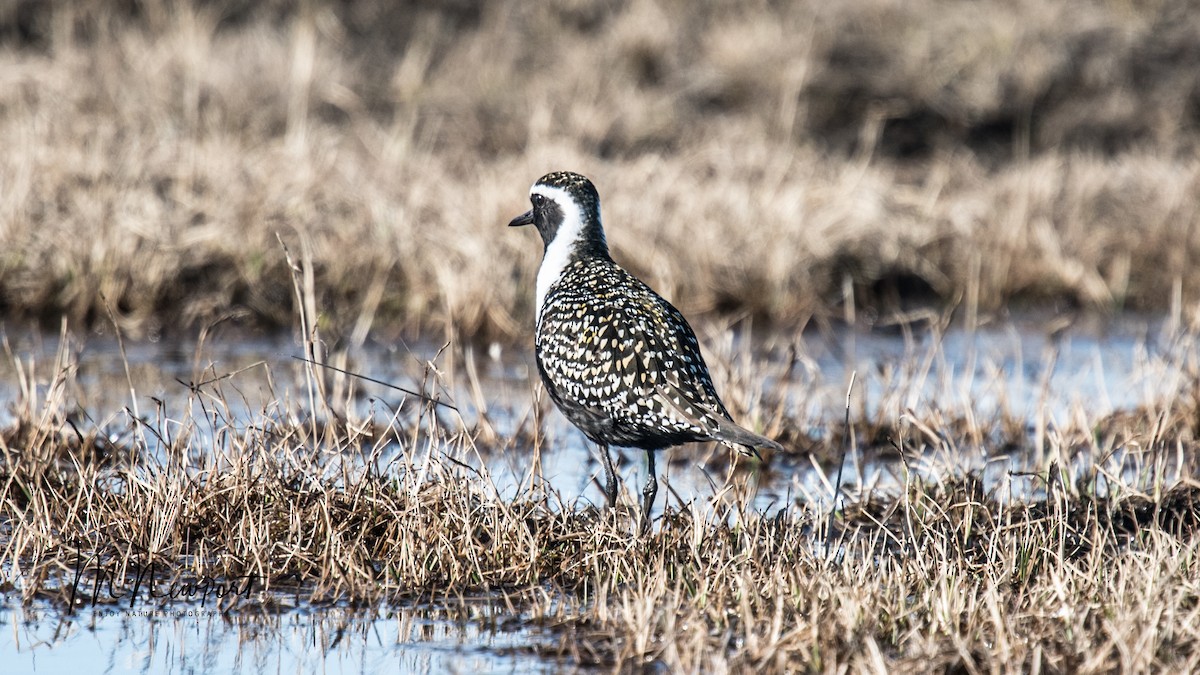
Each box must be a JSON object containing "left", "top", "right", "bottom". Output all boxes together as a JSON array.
[{"left": 509, "top": 171, "right": 783, "bottom": 530}]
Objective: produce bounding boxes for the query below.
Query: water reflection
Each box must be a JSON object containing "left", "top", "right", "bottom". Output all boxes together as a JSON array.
[{"left": 2, "top": 600, "right": 559, "bottom": 674}]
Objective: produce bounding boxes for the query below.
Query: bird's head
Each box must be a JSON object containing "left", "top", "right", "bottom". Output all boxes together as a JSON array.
[{"left": 509, "top": 171, "right": 608, "bottom": 258}]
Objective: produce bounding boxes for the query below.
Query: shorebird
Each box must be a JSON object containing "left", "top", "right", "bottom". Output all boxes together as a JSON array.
[{"left": 509, "top": 171, "right": 783, "bottom": 529}]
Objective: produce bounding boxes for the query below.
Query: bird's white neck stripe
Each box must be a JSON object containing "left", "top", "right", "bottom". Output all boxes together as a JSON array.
[{"left": 534, "top": 184, "right": 591, "bottom": 324}]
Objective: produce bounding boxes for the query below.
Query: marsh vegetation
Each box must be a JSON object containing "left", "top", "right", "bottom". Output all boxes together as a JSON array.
[
  {"left": 3, "top": 1, "right": 1200, "bottom": 672},
  {"left": 3, "top": 313, "right": 1200, "bottom": 671}
]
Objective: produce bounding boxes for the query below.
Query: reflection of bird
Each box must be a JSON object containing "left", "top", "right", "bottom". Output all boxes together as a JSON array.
[{"left": 509, "top": 171, "right": 783, "bottom": 529}]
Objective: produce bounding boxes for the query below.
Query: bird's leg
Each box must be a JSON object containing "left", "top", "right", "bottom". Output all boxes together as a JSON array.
[
  {"left": 599, "top": 444, "right": 619, "bottom": 508},
  {"left": 640, "top": 450, "right": 658, "bottom": 533}
]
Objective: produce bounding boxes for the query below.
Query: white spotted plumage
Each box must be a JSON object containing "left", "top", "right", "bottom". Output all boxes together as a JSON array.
[{"left": 509, "top": 171, "right": 782, "bottom": 528}]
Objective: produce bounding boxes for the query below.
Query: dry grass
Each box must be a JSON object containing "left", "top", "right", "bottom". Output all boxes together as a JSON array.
[
  {"left": 2, "top": 311, "right": 1200, "bottom": 671},
  {"left": 1, "top": 0, "right": 1199, "bottom": 341}
]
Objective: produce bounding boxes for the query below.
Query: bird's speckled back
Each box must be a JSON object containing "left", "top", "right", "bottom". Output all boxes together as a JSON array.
[{"left": 534, "top": 255, "right": 732, "bottom": 451}]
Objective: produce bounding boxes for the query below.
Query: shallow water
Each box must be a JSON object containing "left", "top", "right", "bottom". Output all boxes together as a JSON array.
[
  {"left": 0, "top": 314, "right": 1195, "bottom": 671},
  {"left": 1, "top": 314, "right": 1188, "bottom": 507},
  {"left": 2, "top": 601, "right": 560, "bottom": 674}
]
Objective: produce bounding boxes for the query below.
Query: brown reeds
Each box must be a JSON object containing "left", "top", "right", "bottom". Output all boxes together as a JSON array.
[
  {"left": 2, "top": 313, "right": 1199, "bottom": 670},
  {"left": 0, "top": 1, "right": 1198, "bottom": 340}
]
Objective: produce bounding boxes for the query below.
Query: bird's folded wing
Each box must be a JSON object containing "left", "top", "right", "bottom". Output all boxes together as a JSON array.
[
  {"left": 626, "top": 296, "right": 784, "bottom": 454},
  {"left": 654, "top": 376, "right": 783, "bottom": 455}
]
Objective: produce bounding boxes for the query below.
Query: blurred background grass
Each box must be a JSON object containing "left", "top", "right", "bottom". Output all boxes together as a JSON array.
[{"left": 1, "top": 0, "right": 1198, "bottom": 341}]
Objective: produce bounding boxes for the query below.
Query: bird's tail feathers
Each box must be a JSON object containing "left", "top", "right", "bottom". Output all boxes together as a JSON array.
[
  {"left": 654, "top": 382, "right": 784, "bottom": 457},
  {"left": 709, "top": 418, "right": 785, "bottom": 456}
]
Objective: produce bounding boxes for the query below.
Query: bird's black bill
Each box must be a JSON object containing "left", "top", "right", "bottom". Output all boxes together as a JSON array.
[{"left": 508, "top": 210, "right": 534, "bottom": 227}]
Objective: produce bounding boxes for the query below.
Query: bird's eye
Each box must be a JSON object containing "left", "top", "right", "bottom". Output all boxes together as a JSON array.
[{"left": 531, "top": 194, "right": 545, "bottom": 208}]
